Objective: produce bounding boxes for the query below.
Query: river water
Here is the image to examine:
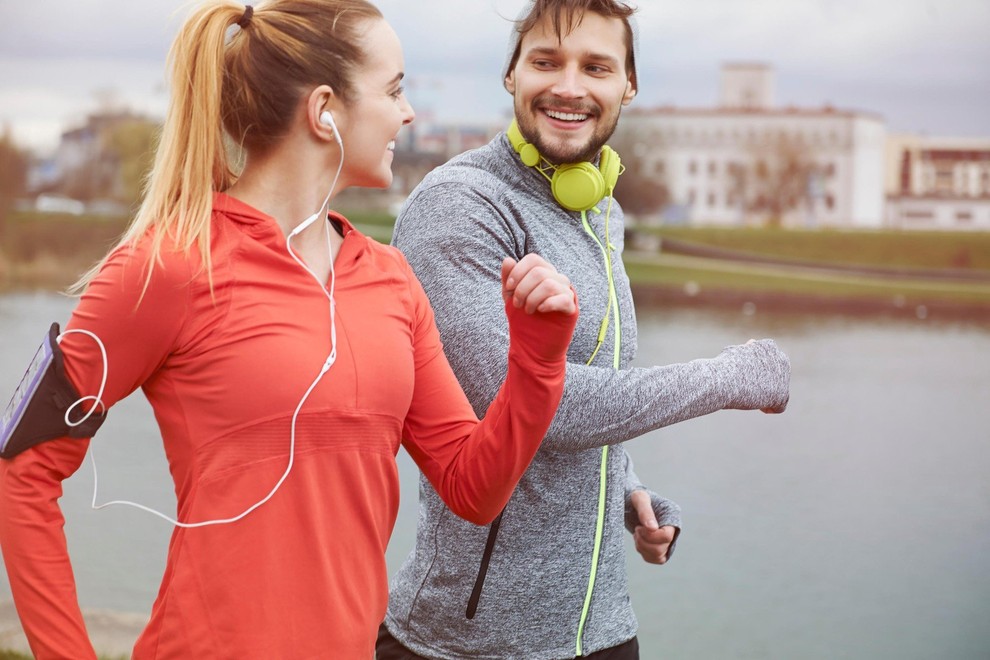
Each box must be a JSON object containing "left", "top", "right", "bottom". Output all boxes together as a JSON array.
[{"left": 1, "top": 293, "right": 988, "bottom": 659}]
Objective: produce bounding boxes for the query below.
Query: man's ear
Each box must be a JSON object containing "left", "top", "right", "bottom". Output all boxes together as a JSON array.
[
  {"left": 504, "top": 70, "right": 516, "bottom": 94},
  {"left": 622, "top": 78, "right": 636, "bottom": 106}
]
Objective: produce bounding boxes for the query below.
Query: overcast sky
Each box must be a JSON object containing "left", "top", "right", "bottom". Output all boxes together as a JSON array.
[{"left": 1, "top": 0, "right": 987, "bottom": 153}]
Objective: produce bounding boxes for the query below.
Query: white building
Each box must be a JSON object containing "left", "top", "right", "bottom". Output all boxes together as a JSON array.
[
  {"left": 615, "top": 64, "right": 887, "bottom": 229},
  {"left": 885, "top": 135, "right": 990, "bottom": 231}
]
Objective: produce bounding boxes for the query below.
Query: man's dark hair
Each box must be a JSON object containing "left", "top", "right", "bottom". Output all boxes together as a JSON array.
[{"left": 506, "top": 0, "right": 638, "bottom": 89}]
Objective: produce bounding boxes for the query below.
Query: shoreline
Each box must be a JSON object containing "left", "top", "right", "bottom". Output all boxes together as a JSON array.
[
  {"left": 630, "top": 283, "right": 990, "bottom": 323},
  {"left": 0, "top": 600, "right": 144, "bottom": 657},
  {"left": 2, "top": 279, "right": 989, "bottom": 324},
  {"left": 0, "top": 239, "right": 990, "bottom": 324}
]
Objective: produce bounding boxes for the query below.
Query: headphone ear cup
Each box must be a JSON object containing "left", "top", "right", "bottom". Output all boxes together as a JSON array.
[
  {"left": 519, "top": 143, "right": 541, "bottom": 168},
  {"left": 507, "top": 119, "right": 541, "bottom": 166},
  {"left": 599, "top": 146, "right": 621, "bottom": 192},
  {"left": 551, "top": 163, "right": 606, "bottom": 212}
]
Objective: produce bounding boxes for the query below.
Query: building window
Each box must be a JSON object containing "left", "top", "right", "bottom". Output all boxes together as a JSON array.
[
  {"left": 688, "top": 160, "right": 697, "bottom": 175},
  {"left": 655, "top": 160, "right": 666, "bottom": 175},
  {"left": 688, "top": 189, "right": 696, "bottom": 205},
  {"left": 707, "top": 192, "right": 717, "bottom": 208},
  {"left": 899, "top": 151, "right": 913, "bottom": 194},
  {"left": 825, "top": 193, "right": 835, "bottom": 211},
  {"left": 708, "top": 161, "right": 717, "bottom": 176},
  {"left": 956, "top": 211, "right": 973, "bottom": 223},
  {"left": 904, "top": 210, "right": 934, "bottom": 221},
  {"left": 824, "top": 162, "right": 836, "bottom": 177},
  {"left": 935, "top": 166, "right": 954, "bottom": 194}
]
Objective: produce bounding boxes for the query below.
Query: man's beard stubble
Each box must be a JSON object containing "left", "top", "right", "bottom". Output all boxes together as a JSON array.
[{"left": 514, "top": 95, "right": 621, "bottom": 164}]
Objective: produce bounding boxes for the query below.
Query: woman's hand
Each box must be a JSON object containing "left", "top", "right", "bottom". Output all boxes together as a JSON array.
[{"left": 501, "top": 255, "right": 576, "bottom": 315}]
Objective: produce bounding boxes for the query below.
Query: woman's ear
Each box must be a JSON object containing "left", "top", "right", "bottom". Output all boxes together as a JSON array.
[{"left": 305, "top": 84, "right": 341, "bottom": 142}]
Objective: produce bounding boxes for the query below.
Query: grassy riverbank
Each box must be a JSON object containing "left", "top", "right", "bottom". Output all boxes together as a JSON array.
[
  {"left": 0, "top": 209, "right": 395, "bottom": 292},
  {"left": 1, "top": 648, "right": 126, "bottom": 659},
  {"left": 633, "top": 225, "right": 990, "bottom": 271},
  {"left": 2, "top": 211, "right": 988, "bottom": 318},
  {"left": 623, "top": 226, "right": 990, "bottom": 319}
]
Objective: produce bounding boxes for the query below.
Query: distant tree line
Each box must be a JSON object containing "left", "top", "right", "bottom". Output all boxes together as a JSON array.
[
  {"left": 53, "top": 114, "right": 160, "bottom": 207},
  {"left": 0, "top": 128, "right": 30, "bottom": 232}
]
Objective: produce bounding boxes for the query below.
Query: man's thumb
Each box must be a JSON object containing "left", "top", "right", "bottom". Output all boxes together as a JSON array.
[{"left": 633, "top": 491, "right": 659, "bottom": 530}]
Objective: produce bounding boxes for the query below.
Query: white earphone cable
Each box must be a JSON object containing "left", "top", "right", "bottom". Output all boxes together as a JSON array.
[{"left": 74, "top": 127, "right": 346, "bottom": 527}]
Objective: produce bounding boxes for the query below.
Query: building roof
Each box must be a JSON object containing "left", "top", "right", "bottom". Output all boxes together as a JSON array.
[{"left": 627, "top": 105, "right": 884, "bottom": 122}]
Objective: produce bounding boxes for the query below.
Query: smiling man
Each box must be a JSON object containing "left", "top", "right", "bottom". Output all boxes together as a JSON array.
[
  {"left": 380, "top": 1, "right": 791, "bottom": 658},
  {"left": 506, "top": 3, "right": 635, "bottom": 165}
]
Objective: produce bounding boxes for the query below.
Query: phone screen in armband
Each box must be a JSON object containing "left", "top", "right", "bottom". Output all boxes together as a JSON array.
[{"left": 1, "top": 328, "right": 56, "bottom": 455}]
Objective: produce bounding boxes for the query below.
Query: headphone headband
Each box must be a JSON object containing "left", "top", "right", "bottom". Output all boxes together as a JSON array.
[{"left": 506, "top": 119, "right": 622, "bottom": 212}]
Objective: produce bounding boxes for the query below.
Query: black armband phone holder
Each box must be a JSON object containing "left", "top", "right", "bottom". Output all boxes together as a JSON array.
[{"left": 0, "top": 323, "right": 107, "bottom": 459}]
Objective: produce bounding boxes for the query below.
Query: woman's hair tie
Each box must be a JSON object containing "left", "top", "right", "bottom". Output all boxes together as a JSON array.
[{"left": 237, "top": 5, "right": 254, "bottom": 28}]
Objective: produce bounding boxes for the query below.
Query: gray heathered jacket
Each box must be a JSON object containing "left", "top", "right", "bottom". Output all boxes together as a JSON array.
[{"left": 386, "top": 134, "right": 790, "bottom": 659}]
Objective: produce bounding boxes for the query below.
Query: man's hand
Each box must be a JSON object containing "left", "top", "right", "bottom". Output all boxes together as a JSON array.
[
  {"left": 629, "top": 489, "right": 676, "bottom": 565},
  {"left": 501, "top": 255, "right": 576, "bottom": 315},
  {"left": 745, "top": 338, "right": 789, "bottom": 414}
]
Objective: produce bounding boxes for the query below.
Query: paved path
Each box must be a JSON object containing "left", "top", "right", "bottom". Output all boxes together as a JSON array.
[
  {"left": 0, "top": 600, "right": 145, "bottom": 657},
  {"left": 650, "top": 237, "right": 990, "bottom": 282}
]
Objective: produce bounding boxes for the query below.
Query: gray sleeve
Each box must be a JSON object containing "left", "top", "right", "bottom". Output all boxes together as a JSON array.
[{"left": 393, "top": 184, "right": 790, "bottom": 454}]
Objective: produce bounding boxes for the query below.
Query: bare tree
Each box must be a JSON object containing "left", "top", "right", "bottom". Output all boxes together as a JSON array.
[
  {"left": 58, "top": 112, "right": 160, "bottom": 206},
  {"left": 608, "top": 130, "right": 670, "bottom": 218},
  {"left": 104, "top": 119, "right": 160, "bottom": 206},
  {"left": 0, "top": 127, "right": 29, "bottom": 234},
  {"left": 740, "top": 133, "right": 818, "bottom": 227}
]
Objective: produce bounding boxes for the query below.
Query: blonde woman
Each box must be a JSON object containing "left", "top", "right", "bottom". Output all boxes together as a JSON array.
[{"left": 0, "top": 1, "right": 577, "bottom": 657}]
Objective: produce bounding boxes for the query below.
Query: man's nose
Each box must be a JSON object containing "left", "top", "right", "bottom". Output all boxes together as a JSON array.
[{"left": 550, "top": 64, "right": 587, "bottom": 99}]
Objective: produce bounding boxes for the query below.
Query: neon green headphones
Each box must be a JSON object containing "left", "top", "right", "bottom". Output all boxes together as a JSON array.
[{"left": 507, "top": 119, "right": 623, "bottom": 212}]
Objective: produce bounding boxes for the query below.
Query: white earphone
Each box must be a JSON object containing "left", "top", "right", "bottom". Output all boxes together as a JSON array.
[
  {"left": 320, "top": 110, "right": 341, "bottom": 145},
  {"left": 70, "top": 105, "right": 347, "bottom": 529}
]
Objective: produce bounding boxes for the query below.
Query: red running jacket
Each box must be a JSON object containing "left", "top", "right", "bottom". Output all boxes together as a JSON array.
[{"left": 0, "top": 193, "right": 575, "bottom": 658}]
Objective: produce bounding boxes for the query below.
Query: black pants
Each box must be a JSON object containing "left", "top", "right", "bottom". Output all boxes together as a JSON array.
[{"left": 376, "top": 622, "right": 639, "bottom": 659}]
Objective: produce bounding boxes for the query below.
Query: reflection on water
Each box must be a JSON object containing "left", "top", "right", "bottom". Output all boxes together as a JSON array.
[{"left": 1, "top": 294, "right": 988, "bottom": 659}]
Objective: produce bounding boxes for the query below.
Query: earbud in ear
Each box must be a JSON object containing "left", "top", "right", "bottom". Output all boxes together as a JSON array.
[{"left": 319, "top": 110, "right": 341, "bottom": 144}]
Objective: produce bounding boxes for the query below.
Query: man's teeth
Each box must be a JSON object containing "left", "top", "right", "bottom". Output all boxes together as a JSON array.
[
  {"left": 387, "top": 140, "right": 396, "bottom": 150},
  {"left": 545, "top": 109, "right": 589, "bottom": 122}
]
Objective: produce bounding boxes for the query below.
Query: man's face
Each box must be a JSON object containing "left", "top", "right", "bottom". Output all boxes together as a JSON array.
[{"left": 505, "top": 11, "right": 636, "bottom": 164}]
